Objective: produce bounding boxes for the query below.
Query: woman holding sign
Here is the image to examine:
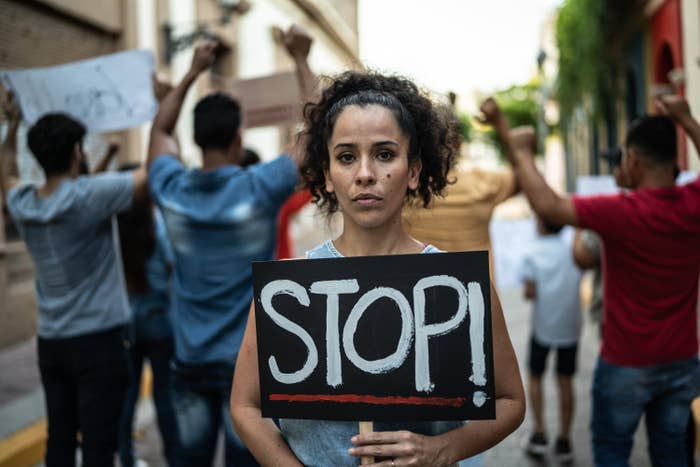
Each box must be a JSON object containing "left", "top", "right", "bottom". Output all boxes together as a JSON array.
[{"left": 230, "top": 71, "right": 525, "bottom": 466}]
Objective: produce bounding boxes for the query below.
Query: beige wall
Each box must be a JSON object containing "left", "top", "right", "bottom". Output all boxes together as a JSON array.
[{"left": 682, "top": 0, "right": 700, "bottom": 171}]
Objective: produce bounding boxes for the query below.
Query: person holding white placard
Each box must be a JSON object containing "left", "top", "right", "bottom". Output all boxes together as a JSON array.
[{"left": 0, "top": 93, "right": 149, "bottom": 465}]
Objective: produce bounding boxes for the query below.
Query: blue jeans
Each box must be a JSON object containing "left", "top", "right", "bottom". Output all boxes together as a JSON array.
[
  {"left": 591, "top": 356, "right": 700, "bottom": 467},
  {"left": 171, "top": 360, "right": 258, "bottom": 467},
  {"left": 119, "top": 337, "right": 179, "bottom": 467}
]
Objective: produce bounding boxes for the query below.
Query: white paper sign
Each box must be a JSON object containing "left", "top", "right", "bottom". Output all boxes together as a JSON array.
[
  {"left": 576, "top": 175, "right": 619, "bottom": 196},
  {"left": 1, "top": 50, "right": 157, "bottom": 133}
]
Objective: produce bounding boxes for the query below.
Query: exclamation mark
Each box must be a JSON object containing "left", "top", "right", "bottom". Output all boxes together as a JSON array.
[{"left": 467, "top": 282, "right": 487, "bottom": 407}]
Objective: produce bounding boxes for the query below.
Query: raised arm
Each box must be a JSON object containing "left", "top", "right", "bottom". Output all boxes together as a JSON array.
[
  {"left": 283, "top": 24, "right": 316, "bottom": 106},
  {"left": 508, "top": 126, "right": 578, "bottom": 226},
  {"left": 282, "top": 24, "right": 317, "bottom": 167},
  {"left": 0, "top": 91, "right": 21, "bottom": 199},
  {"left": 479, "top": 98, "right": 520, "bottom": 196},
  {"left": 656, "top": 94, "right": 700, "bottom": 161},
  {"left": 147, "top": 40, "right": 217, "bottom": 166},
  {"left": 230, "top": 303, "right": 305, "bottom": 466}
]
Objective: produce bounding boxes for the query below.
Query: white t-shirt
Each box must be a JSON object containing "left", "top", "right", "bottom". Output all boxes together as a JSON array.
[{"left": 519, "top": 234, "right": 582, "bottom": 346}]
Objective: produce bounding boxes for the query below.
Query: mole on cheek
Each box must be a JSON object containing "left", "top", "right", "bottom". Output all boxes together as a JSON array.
[{"left": 386, "top": 173, "right": 391, "bottom": 178}]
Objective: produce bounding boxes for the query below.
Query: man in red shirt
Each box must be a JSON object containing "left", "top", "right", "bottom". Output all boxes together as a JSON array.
[{"left": 482, "top": 95, "right": 700, "bottom": 466}]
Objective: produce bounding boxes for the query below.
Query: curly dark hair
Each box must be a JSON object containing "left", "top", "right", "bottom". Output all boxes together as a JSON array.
[{"left": 299, "top": 71, "right": 458, "bottom": 215}]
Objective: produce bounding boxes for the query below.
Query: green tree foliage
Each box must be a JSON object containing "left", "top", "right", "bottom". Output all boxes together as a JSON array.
[
  {"left": 555, "top": 0, "right": 605, "bottom": 121},
  {"left": 457, "top": 113, "right": 473, "bottom": 143},
  {"left": 555, "top": 0, "right": 648, "bottom": 123}
]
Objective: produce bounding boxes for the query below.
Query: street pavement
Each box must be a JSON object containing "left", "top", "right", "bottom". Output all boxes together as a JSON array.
[{"left": 0, "top": 282, "right": 666, "bottom": 467}]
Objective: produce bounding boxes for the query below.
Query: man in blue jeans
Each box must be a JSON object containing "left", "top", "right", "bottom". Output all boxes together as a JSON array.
[
  {"left": 483, "top": 95, "right": 700, "bottom": 466},
  {"left": 146, "top": 26, "right": 315, "bottom": 466},
  {"left": 0, "top": 93, "right": 148, "bottom": 465}
]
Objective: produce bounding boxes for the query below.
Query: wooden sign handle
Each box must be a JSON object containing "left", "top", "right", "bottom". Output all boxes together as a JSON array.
[{"left": 359, "top": 421, "right": 374, "bottom": 464}]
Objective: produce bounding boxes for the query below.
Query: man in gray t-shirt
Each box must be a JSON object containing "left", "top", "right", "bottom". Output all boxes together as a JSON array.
[{"left": 1, "top": 106, "right": 147, "bottom": 465}]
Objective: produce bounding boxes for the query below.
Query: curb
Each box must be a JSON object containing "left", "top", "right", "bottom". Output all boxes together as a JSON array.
[{"left": 0, "top": 419, "right": 46, "bottom": 467}]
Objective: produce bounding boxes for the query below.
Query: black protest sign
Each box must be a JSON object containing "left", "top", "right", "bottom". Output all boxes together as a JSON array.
[{"left": 252, "top": 250, "right": 495, "bottom": 422}]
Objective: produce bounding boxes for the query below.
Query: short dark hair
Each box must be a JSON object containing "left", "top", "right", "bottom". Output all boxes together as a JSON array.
[
  {"left": 193, "top": 92, "right": 241, "bottom": 151},
  {"left": 240, "top": 148, "right": 261, "bottom": 167},
  {"left": 300, "top": 71, "right": 458, "bottom": 215},
  {"left": 27, "top": 113, "right": 85, "bottom": 176},
  {"left": 626, "top": 115, "right": 677, "bottom": 165}
]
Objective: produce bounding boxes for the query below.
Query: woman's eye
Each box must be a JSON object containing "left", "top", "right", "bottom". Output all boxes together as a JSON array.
[
  {"left": 337, "top": 153, "right": 355, "bottom": 164},
  {"left": 377, "top": 151, "right": 394, "bottom": 161}
]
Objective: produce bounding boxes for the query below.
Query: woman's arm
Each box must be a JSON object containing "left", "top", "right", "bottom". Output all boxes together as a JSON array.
[
  {"left": 230, "top": 302, "right": 304, "bottom": 467},
  {"left": 349, "top": 284, "right": 526, "bottom": 466}
]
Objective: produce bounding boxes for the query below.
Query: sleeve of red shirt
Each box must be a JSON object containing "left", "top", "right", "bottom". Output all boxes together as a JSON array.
[
  {"left": 571, "top": 193, "right": 626, "bottom": 238},
  {"left": 276, "top": 190, "right": 314, "bottom": 259}
]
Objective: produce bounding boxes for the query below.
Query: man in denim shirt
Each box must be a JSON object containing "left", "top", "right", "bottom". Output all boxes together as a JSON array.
[
  {"left": 1, "top": 103, "right": 147, "bottom": 464},
  {"left": 147, "top": 27, "right": 315, "bottom": 466}
]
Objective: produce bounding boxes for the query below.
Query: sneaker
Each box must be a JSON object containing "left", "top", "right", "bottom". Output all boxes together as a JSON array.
[
  {"left": 554, "top": 437, "right": 574, "bottom": 462},
  {"left": 525, "top": 432, "right": 548, "bottom": 456}
]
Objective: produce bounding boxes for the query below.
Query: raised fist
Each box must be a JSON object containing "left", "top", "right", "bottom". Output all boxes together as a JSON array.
[
  {"left": 478, "top": 97, "right": 503, "bottom": 125},
  {"left": 190, "top": 40, "right": 218, "bottom": 75},
  {"left": 655, "top": 94, "right": 691, "bottom": 123},
  {"left": 283, "top": 24, "right": 312, "bottom": 60}
]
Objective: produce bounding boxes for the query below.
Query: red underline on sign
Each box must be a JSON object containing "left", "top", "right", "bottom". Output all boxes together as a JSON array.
[{"left": 269, "top": 394, "right": 467, "bottom": 407}]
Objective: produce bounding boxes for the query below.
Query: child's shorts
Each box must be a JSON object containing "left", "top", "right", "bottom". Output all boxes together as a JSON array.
[{"left": 528, "top": 335, "right": 578, "bottom": 377}]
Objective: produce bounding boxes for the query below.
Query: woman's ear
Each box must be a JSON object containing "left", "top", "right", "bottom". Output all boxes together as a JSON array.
[
  {"left": 324, "top": 165, "right": 334, "bottom": 193},
  {"left": 407, "top": 159, "right": 422, "bottom": 191}
]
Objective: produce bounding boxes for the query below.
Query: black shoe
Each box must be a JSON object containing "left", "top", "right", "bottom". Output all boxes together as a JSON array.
[
  {"left": 525, "top": 432, "right": 548, "bottom": 457},
  {"left": 554, "top": 437, "right": 574, "bottom": 462}
]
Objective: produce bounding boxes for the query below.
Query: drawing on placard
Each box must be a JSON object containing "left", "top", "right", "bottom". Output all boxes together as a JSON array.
[
  {"left": 1, "top": 49, "right": 157, "bottom": 132},
  {"left": 64, "top": 65, "right": 134, "bottom": 120}
]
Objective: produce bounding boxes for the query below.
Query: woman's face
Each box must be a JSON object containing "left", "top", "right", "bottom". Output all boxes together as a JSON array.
[{"left": 325, "top": 104, "right": 421, "bottom": 229}]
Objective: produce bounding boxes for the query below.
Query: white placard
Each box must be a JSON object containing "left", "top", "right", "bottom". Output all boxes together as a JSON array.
[
  {"left": 576, "top": 175, "right": 619, "bottom": 196},
  {"left": 1, "top": 50, "right": 157, "bottom": 133}
]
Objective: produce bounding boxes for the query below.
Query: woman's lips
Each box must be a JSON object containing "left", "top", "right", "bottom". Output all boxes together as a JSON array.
[{"left": 352, "top": 193, "right": 383, "bottom": 206}]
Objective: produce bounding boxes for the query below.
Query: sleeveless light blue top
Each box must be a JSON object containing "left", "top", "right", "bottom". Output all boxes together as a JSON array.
[{"left": 279, "top": 240, "right": 466, "bottom": 467}]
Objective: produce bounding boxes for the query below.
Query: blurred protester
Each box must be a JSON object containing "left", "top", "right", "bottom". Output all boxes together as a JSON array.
[
  {"left": 520, "top": 217, "right": 582, "bottom": 462},
  {"left": 489, "top": 94, "right": 700, "bottom": 467},
  {"left": 403, "top": 99, "right": 518, "bottom": 273},
  {"left": 0, "top": 91, "right": 148, "bottom": 465},
  {"left": 117, "top": 163, "right": 179, "bottom": 467},
  {"left": 145, "top": 25, "right": 314, "bottom": 466}
]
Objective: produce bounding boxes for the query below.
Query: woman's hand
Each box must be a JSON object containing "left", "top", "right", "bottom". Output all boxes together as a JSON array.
[{"left": 348, "top": 430, "right": 452, "bottom": 466}]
